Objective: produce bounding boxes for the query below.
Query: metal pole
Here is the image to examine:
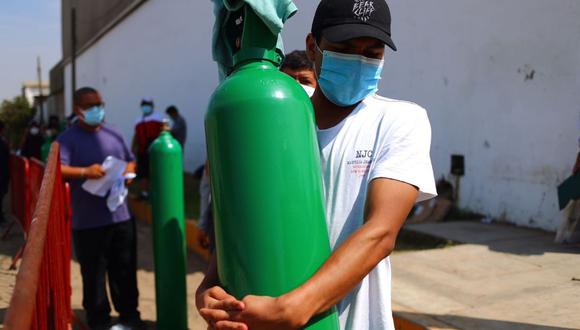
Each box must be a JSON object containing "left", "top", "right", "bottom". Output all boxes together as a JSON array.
[
  {"left": 37, "top": 56, "right": 44, "bottom": 125},
  {"left": 71, "top": 7, "right": 77, "bottom": 112}
]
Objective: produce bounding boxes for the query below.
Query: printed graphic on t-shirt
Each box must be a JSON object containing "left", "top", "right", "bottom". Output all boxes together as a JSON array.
[{"left": 347, "top": 149, "right": 374, "bottom": 177}]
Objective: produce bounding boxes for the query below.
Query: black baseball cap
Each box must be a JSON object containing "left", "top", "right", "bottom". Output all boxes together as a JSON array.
[{"left": 312, "top": 0, "right": 397, "bottom": 51}]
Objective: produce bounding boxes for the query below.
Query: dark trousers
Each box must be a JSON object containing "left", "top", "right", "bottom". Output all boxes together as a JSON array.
[
  {"left": 0, "top": 190, "right": 6, "bottom": 223},
  {"left": 73, "top": 219, "right": 140, "bottom": 327}
]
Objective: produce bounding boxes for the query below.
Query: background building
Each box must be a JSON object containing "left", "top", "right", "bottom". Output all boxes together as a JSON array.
[
  {"left": 51, "top": 0, "right": 580, "bottom": 231},
  {"left": 21, "top": 81, "right": 49, "bottom": 107}
]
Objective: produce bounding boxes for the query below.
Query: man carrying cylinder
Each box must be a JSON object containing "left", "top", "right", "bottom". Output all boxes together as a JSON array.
[{"left": 197, "top": 1, "right": 437, "bottom": 329}]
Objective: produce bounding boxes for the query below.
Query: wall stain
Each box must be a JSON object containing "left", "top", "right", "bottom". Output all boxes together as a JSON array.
[{"left": 517, "top": 64, "right": 536, "bottom": 81}]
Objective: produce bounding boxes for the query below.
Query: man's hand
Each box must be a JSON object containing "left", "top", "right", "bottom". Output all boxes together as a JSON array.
[
  {"left": 217, "top": 295, "right": 305, "bottom": 330},
  {"left": 124, "top": 161, "right": 137, "bottom": 185},
  {"left": 84, "top": 164, "right": 106, "bottom": 179},
  {"left": 197, "top": 286, "right": 246, "bottom": 330}
]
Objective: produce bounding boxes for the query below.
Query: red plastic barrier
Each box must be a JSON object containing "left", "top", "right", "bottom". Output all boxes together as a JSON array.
[
  {"left": 9, "top": 154, "right": 30, "bottom": 231},
  {"left": 4, "top": 143, "right": 72, "bottom": 330}
]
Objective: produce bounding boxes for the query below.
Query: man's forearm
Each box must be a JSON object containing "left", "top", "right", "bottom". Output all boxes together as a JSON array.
[
  {"left": 61, "top": 165, "right": 86, "bottom": 179},
  {"left": 280, "top": 179, "right": 418, "bottom": 326},
  {"left": 280, "top": 220, "right": 397, "bottom": 325}
]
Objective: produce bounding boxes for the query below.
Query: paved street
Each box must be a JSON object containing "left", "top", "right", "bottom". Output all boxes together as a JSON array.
[
  {"left": 392, "top": 221, "right": 580, "bottom": 330},
  {"left": 0, "top": 219, "right": 208, "bottom": 330},
  {"left": 4, "top": 218, "right": 580, "bottom": 329}
]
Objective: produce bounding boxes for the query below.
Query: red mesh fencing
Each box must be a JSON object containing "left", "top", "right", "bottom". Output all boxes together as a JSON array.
[
  {"left": 8, "top": 154, "right": 30, "bottom": 231},
  {"left": 4, "top": 143, "right": 73, "bottom": 330}
]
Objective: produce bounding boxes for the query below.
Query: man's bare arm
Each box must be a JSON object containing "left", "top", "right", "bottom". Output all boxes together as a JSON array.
[
  {"left": 61, "top": 164, "right": 106, "bottom": 180},
  {"left": 221, "top": 178, "right": 418, "bottom": 329},
  {"left": 196, "top": 253, "right": 246, "bottom": 329}
]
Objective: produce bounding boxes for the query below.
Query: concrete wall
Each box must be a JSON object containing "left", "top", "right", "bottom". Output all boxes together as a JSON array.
[
  {"left": 381, "top": 0, "right": 580, "bottom": 231},
  {"left": 64, "top": 0, "right": 217, "bottom": 172},
  {"left": 63, "top": 0, "right": 580, "bottom": 230}
]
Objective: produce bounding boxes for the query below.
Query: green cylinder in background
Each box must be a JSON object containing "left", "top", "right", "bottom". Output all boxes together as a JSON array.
[
  {"left": 149, "top": 128, "right": 188, "bottom": 330},
  {"left": 205, "top": 6, "right": 338, "bottom": 329}
]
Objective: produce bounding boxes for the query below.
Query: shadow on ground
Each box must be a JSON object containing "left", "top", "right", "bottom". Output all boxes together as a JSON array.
[
  {"left": 0, "top": 220, "right": 25, "bottom": 258},
  {"left": 0, "top": 308, "right": 6, "bottom": 326},
  {"left": 396, "top": 311, "right": 578, "bottom": 330},
  {"left": 72, "top": 309, "right": 156, "bottom": 330},
  {"left": 404, "top": 221, "right": 580, "bottom": 256}
]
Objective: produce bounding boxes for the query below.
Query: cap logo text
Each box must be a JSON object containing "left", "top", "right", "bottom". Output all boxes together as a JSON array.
[{"left": 353, "top": 0, "right": 375, "bottom": 22}]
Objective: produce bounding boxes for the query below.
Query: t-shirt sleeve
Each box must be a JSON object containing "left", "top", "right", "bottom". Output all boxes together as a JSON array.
[
  {"left": 57, "top": 135, "right": 72, "bottom": 166},
  {"left": 369, "top": 106, "right": 437, "bottom": 202}
]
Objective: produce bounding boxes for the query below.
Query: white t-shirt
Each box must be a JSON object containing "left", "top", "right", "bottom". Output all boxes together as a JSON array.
[{"left": 317, "top": 94, "right": 437, "bottom": 330}]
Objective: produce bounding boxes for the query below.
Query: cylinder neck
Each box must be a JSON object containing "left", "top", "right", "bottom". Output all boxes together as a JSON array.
[{"left": 232, "top": 6, "right": 282, "bottom": 70}]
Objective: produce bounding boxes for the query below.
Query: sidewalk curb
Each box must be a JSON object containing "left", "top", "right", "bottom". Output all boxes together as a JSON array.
[{"left": 129, "top": 197, "right": 433, "bottom": 330}]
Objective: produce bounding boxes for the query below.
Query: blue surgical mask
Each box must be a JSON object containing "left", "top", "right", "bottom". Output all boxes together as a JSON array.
[
  {"left": 316, "top": 45, "right": 384, "bottom": 107},
  {"left": 82, "top": 105, "right": 105, "bottom": 126},
  {"left": 141, "top": 105, "right": 153, "bottom": 115}
]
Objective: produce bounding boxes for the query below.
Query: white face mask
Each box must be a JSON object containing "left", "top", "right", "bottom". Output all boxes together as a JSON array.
[{"left": 30, "top": 127, "right": 40, "bottom": 135}]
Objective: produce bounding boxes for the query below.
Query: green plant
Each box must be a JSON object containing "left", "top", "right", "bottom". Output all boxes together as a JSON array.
[{"left": 0, "top": 96, "right": 36, "bottom": 149}]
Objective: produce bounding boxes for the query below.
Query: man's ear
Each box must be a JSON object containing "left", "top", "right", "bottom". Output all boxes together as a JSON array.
[
  {"left": 305, "top": 33, "right": 316, "bottom": 62},
  {"left": 73, "top": 104, "right": 83, "bottom": 118}
]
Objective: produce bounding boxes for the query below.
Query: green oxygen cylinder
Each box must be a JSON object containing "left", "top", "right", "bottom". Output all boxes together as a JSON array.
[
  {"left": 149, "top": 122, "right": 188, "bottom": 330},
  {"left": 205, "top": 6, "right": 339, "bottom": 329}
]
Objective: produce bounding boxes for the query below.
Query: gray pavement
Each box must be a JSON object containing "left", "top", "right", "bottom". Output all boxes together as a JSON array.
[
  {"left": 0, "top": 219, "right": 208, "bottom": 330},
  {"left": 391, "top": 221, "right": 580, "bottom": 330}
]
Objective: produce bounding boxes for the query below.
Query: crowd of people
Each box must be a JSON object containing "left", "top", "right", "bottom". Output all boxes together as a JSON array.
[{"left": 0, "top": 92, "right": 188, "bottom": 329}]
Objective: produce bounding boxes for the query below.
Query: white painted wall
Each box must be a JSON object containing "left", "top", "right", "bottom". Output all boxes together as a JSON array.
[
  {"left": 64, "top": 0, "right": 580, "bottom": 230},
  {"left": 64, "top": 0, "right": 218, "bottom": 172},
  {"left": 380, "top": 0, "right": 580, "bottom": 231}
]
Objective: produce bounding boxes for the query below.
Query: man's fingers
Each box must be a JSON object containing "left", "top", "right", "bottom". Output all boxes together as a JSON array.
[
  {"left": 208, "top": 287, "right": 243, "bottom": 305},
  {"left": 199, "top": 308, "right": 235, "bottom": 323},
  {"left": 215, "top": 320, "right": 248, "bottom": 330},
  {"left": 209, "top": 298, "right": 245, "bottom": 311}
]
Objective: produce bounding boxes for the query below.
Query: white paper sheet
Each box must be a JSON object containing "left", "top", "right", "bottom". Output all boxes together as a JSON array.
[{"left": 82, "top": 156, "right": 128, "bottom": 197}]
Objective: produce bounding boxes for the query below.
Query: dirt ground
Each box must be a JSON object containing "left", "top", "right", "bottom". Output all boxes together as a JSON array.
[{"left": 0, "top": 218, "right": 209, "bottom": 329}]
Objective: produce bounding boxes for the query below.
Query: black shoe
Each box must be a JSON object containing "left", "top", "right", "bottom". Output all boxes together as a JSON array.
[
  {"left": 87, "top": 316, "right": 112, "bottom": 330},
  {"left": 89, "top": 322, "right": 112, "bottom": 330},
  {"left": 118, "top": 314, "right": 146, "bottom": 330}
]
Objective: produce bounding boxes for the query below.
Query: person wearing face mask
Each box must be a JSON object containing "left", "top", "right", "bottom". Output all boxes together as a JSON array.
[
  {"left": 196, "top": 1, "right": 437, "bottom": 329},
  {"left": 131, "top": 98, "right": 164, "bottom": 200},
  {"left": 20, "top": 121, "right": 43, "bottom": 160},
  {"left": 280, "top": 50, "right": 317, "bottom": 96},
  {"left": 57, "top": 87, "right": 143, "bottom": 329}
]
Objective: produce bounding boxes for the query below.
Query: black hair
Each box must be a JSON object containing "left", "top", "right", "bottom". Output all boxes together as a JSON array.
[
  {"left": 141, "top": 99, "right": 154, "bottom": 106},
  {"left": 166, "top": 105, "right": 178, "bottom": 114},
  {"left": 281, "top": 50, "right": 314, "bottom": 71},
  {"left": 74, "top": 87, "right": 99, "bottom": 105}
]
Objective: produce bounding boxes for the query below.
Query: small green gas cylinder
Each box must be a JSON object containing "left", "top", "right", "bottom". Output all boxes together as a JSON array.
[
  {"left": 205, "top": 6, "right": 338, "bottom": 329},
  {"left": 149, "top": 123, "right": 188, "bottom": 330}
]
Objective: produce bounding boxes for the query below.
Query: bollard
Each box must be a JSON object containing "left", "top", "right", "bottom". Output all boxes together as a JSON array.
[
  {"left": 149, "top": 122, "right": 188, "bottom": 329},
  {"left": 205, "top": 6, "right": 339, "bottom": 329}
]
